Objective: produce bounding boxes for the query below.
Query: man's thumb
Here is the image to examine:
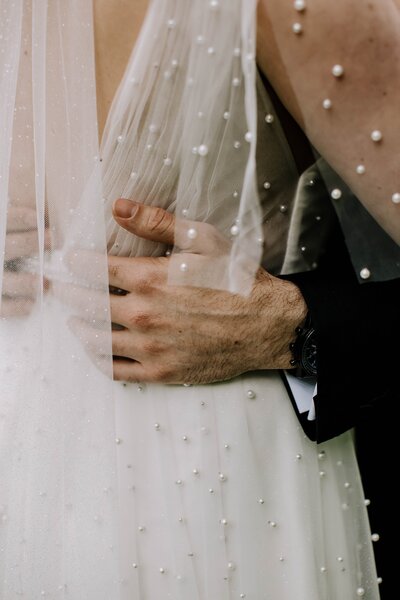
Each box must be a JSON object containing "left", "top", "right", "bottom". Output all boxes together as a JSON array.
[{"left": 112, "top": 199, "right": 176, "bottom": 245}]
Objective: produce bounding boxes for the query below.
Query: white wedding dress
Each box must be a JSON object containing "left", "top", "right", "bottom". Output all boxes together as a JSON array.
[
  {"left": 0, "top": 310, "right": 379, "bottom": 599},
  {"left": 0, "top": 1, "right": 381, "bottom": 598}
]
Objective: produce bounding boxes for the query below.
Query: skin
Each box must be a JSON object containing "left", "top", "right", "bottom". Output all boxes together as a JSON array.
[
  {"left": 92, "top": 0, "right": 308, "bottom": 383},
  {"left": 4, "top": 2, "right": 399, "bottom": 358},
  {"left": 257, "top": 0, "right": 400, "bottom": 243},
  {"left": 1, "top": 207, "right": 50, "bottom": 317},
  {"left": 102, "top": 0, "right": 400, "bottom": 384},
  {"left": 106, "top": 200, "right": 307, "bottom": 384},
  {"left": 1, "top": 1, "right": 148, "bottom": 318},
  {"left": 4, "top": 1, "right": 308, "bottom": 381},
  {"left": 94, "top": 0, "right": 149, "bottom": 141},
  {"left": 1, "top": 3, "right": 47, "bottom": 318}
]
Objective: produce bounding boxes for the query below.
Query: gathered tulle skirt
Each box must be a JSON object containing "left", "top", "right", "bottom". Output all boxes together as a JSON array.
[{"left": 0, "top": 305, "right": 380, "bottom": 599}]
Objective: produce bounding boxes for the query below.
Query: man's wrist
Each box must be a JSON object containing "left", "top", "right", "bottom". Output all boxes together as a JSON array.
[{"left": 255, "top": 275, "right": 308, "bottom": 370}]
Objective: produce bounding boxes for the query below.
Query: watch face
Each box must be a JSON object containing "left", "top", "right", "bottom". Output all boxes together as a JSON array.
[{"left": 301, "top": 329, "right": 318, "bottom": 377}]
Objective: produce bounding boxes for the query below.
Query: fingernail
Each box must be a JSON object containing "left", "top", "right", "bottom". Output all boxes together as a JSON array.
[{"left": 113, "top": 199, "right": 139, "bottom": 219}]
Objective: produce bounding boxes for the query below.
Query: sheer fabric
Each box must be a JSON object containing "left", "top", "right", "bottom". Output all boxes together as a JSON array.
[
  {"left": 257, "top": 0, "right": 400, "bottom": 282},
  {"left": 0, "top": 1, "right": 383, "bottom": 598},
  {"left": 1, "top": 0, "right": 119, "bottom": 596},
  {"left": 101, "top": 0, "right": 262, "bottom": 294}
]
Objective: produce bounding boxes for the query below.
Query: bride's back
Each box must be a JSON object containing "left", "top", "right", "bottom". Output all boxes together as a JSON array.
[{"left": 94, "top": 0, "right": 149, "bottom": 140}]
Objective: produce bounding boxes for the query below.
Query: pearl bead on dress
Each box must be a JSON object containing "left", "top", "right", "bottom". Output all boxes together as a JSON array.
[
  {"left": 360, "top": 268, "right": 371, "bottom": 280},
  {"left": 42, "top": 20, "right": 383, "bottom": 599},
  {"left": 292, "top": 23, "right": 303, "bottom": 34},
  {"left": 331, "top": 189, "right": 342, "bottom": 200},
  {"left": 371, "top": 130, "right": 383, "bottom": 142},
  {"left": 198, "top": 144, "right": 209, "bottom": 156},
  {"left": 294, "top": 0, "right": 306, "bottom": 10},
  {"left": 392, "top": 193, "right": 400, "bottom": 204},
  {"left": 187, "top": 228, "right": 198, "bottom": 240},
  {"left": 332, "top": 64, "right": 344, "bottom": 78}
]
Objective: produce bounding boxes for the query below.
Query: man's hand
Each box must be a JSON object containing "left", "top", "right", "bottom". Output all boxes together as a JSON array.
[{"left": 100, "top": 199, "right": 308, "bottom": 384}]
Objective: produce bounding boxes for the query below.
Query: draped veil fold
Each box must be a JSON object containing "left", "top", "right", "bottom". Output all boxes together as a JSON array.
[{"left": 0, "top": 0, "right": 393, "bottom": 597}]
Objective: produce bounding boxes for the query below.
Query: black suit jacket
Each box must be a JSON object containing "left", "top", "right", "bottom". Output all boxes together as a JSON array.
[
  {"left": 263, "top": 78, "right": 397, "bottom": 595},
  {"left": 284, "top": 224, "right": 399, "bottom": 444},
  {"left": 262, "top": 72, "right": 399, "bottom": 444}
]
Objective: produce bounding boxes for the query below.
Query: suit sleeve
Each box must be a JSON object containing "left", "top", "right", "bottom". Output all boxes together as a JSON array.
[{"left": 283, "top": 223, "right": 399, "bottom": 444}]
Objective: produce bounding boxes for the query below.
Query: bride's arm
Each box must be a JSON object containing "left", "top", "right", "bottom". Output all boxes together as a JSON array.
[{"left": 257, "top": 0, "right": 400, "bottom": 244}]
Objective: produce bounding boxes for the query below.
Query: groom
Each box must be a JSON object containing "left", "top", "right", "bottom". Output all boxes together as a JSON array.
[
  {"left": 107, "top": 89, "right": 397, "bottom": 597},
  {"left": 109, "top": 196, "right": 396, "bottom": 600},
  {"left": 109, "top": 193, "right": 396, "bottom": 593},
  {"left": 102, "top": 7, "right": 398, "bottom": 591}
]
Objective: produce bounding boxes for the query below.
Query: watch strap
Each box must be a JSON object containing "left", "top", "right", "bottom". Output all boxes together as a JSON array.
[{"left": 289, "top": 313, "right": 318, "bottom": 378}]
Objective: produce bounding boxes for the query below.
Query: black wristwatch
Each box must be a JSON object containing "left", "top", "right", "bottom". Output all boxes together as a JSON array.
[{"left": 289, "top": 314, "right": 318, "bottom": 378}]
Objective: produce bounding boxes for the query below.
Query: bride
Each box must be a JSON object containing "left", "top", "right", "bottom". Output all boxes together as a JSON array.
[{"left": 0, "top": 0, "right": 393, "bottom": 597}]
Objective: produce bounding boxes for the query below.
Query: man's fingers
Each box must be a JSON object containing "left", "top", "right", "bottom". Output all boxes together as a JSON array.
[
  {"left": 5, "top": 231, "right": 39, "bottom": 262},
  {"left": 68, "top": 316, "right": 153, "bottom": 383},
  {"left": 108, "top": 255, "right": 168, "bottom": 292},
  {"left": 67, "top": 317, "right": 114, "bottom": 378},
  {"left": 112, "top": 358, "right": 149, "bottom": 383},
  {"left": 109, "top": 292, "right": 163, "bottom": 331},
  {"left": 2, "top": 271, "right": 39, "bottom": 299},
  {"left": 52, "top": 280, "right": 115, "bottom": 322},
  {"left": 4, "top": 229, "right": 51, "bottom": 262},
  {"left": 68, "top": 316, "right": 144, "bottom": 361},
  {"left": 68, "top": 316, "right": 112, "bottom": 356},
  {"left": 0, "top": 297, "right": 34, "bottom": 318},
  {"left": 112, "top": 199, "right": 231, "bottom": 256},
  {"left": 113, "top": 358, "right": 177, "bottom": 383},
  {"left": 52, "top": 279, "right": 136, "bottom": 330},
  {"left": 7, "top": 205, "right": 38, "bottom": 232},
  {"left": 64, "top": 249, "right": 168, "bottom": 295},
  {"left": 113, "top": 199, "right": 176, "bottom": 245}
]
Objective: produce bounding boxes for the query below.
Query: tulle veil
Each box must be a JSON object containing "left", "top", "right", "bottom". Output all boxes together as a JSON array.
[
  {"left": 0, "top": 0, "right": 394, "bottom": 597},
  {"left": 0, "top": 0, "right": 261, "bottom": 595}
]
